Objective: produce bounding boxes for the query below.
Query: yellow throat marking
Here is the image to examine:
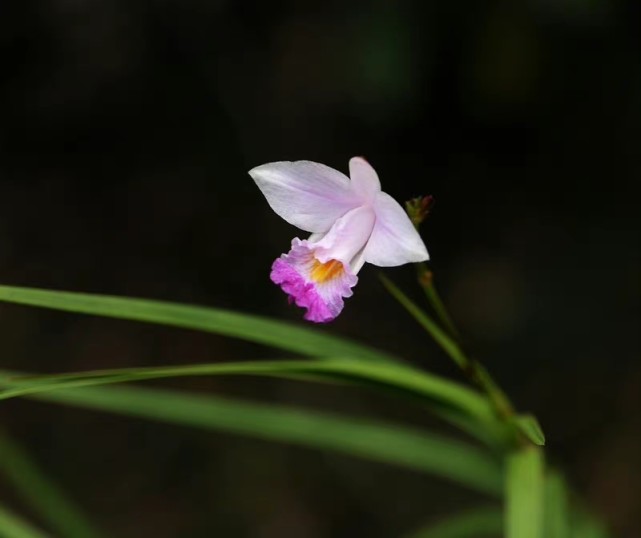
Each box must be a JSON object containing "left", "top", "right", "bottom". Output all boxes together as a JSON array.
[{"left": 310, "top": 259, "right": 344, "bottom": 283}]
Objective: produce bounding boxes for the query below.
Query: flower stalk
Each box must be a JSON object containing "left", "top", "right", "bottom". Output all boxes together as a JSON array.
[
  {"left": 405, "top": 196, "right": 461, "bottom": 340},
  {"left": 379, "top": 274, "right": 516, "bottom": 424},
  {"left": 395, "top": 196, "right": 533, "bottom": 443}
]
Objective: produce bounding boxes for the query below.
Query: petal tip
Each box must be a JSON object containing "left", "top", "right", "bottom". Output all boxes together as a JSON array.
[
  {"left": 349, "top": 156, "right": 381, "bottom": 198},
  {"left": 247, "top": 162, "right": 277, "bottom": 181},
  {"left": 349, "top": 155, "right": 368, "bottom": 165}
]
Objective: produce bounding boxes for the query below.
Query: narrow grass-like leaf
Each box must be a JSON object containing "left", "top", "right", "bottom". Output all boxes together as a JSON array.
[
  {"left": 543, "top": 470, "right": 570, "bottom": 538},
  {"left": 512, "top": 415, "right": 546, "bottom": 446},
  {"left": 0, "top": 432, "right": 101, "bottom": 538},
  {"left": 24, "top": 384, "right": 504, "bottom": 495},
  {"left": 506, "top": 447, "right": 544, "bottom": 538},
  {"left": 0, "top": 285, "right": 393, "bottom": 362},
  {"left": 0, "top": 360, "right": 498, "bottom": 428},
  {"left": 0, "top": 504, "right": 50, "bottom": 538},
  {"left": 405, "top": 506, "right": 502, "bottom": 537}
]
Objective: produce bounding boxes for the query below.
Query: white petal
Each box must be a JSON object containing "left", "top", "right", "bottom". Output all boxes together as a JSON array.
[
  {"left": 313, "top": 205, "right": 376, "bottom": 268},
  {"left": 349, "top": 157, "right": 381, "bottom": 201},
  {"left": 249, "top": 161, "right": 360, "bottom": 233},
  {"left": 307, "top": 232, "right": 325, "bottom": 243},
  {"left": 363, "top": 192, "right": 429, "bottom": 267}
]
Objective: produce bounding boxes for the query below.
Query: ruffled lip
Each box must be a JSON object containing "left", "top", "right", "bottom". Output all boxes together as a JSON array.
[{"left": 270, "top": 239, "right": 358, "bottom": 323}]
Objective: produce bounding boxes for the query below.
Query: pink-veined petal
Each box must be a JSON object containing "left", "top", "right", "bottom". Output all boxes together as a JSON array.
[
  {"left": 249, "top": 161, "right": 360, "bottom": 233},
  {"left": 363, "top": 191, "right": 429, "bottom": 266},
  {"left": 313, "top": 205, "right": 376, "bottom": 267},
  {"left": 349, "top": 157, "right": 381, "bottom": 201}
]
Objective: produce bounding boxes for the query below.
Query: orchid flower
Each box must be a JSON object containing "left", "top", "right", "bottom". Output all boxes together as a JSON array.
[{"left": 249, "top": 157, "right": 429, "bottom": 323}]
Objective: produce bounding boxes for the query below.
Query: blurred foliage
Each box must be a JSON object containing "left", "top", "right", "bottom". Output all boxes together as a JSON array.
[{"left": 0, "top": 0, "right": 638, "bottom": 536}]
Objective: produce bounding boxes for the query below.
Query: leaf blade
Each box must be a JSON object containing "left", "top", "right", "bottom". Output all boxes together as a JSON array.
[
  {"left": 0, "top": 432, "right": 102, "bottom": 538},
  {"left": 0, "top": 285, "right": 392, "bottom": 362},
  {"left": 513, "top": 415, "right": 546, "bottom": 447},
  {"left": 0, "top": 504, "right": 51, "bottom": 538},
  {"left": 505, "top": 447, "right": 544, "bottom": 538},
  {"left": 543, "top": 470, "right": 570, "bottom": 538},
  {"left": 26, "top": 384, "right": 504, "bottom": 496},
  {"left": 405, "top": 506, "right": 502, "bottom": 538},
  {"left": 0, "top": 360, "right": 498, "bottom": 428}
]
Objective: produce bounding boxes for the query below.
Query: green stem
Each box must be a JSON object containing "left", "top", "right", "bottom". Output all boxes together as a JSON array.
[
  {"left": 417, "top": 269, "right": 516, "bottom": 421},
  {"left": 416, "top": 262, "right": 461, "bottom": 341},
  {"left": 462, "top": 359, "right": 515, "bottom": 421},
  {"left": 380, "top": 274, "right": 467, "bottom": 369},
  {"left": 379, "top": 274, "right": 517, "bottom": 431},
  {"left": 414, "top": 257, "right": 516, "bottom": 423}
]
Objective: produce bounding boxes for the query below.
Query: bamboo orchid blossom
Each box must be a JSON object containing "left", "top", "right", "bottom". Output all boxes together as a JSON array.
[{"left": 249, "top": 157, "right": 429, "bottom": 322}]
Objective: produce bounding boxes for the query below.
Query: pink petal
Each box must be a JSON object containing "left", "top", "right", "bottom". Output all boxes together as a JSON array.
[
  {"left": 249, "top": 161, "right": 361, "bottom": 233},
  {"left": 363, "top": 192, "right": 429, "bottom": 267},
  {"left": 349, "top": 157, "right": 381, "bottom": 201}
]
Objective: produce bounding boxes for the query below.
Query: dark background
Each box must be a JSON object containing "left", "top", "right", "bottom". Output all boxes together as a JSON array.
[{"left": 0, "top": 1, "right": 638, "bottom": 537}]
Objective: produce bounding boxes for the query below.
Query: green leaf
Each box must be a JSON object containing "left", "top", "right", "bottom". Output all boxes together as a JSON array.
[
  {"left": 543, "top": 470, "right": 570, "bottom": 538},
  {"left": 0, "top": 504, "right": 50, "bottom": 538},
  {"left": 0, "top": 285, "right": 512, "bottom": 444},
  {"left": 0, "top": 432, "right": 102, "bottom": 538},
  {"left": 512, "top": 414, "right": 546, "bottom": 446},
  {"left": 0, "top": 360, "right": 499, "bottom": 428},
  {"left": 405, "top": 506, "right": 502, "bottom": 537},
  {"left": 0, "top": 285, "right": 392, "bottom": 362},
  {"left": 506, "top": 447, "right": 544, "bottom": 538},
  {"left": 569, "top": 505, "right": 611, "bottom": 538},
  {"left": 25, "top": 384, "right": 504, "bottom": 495}
]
